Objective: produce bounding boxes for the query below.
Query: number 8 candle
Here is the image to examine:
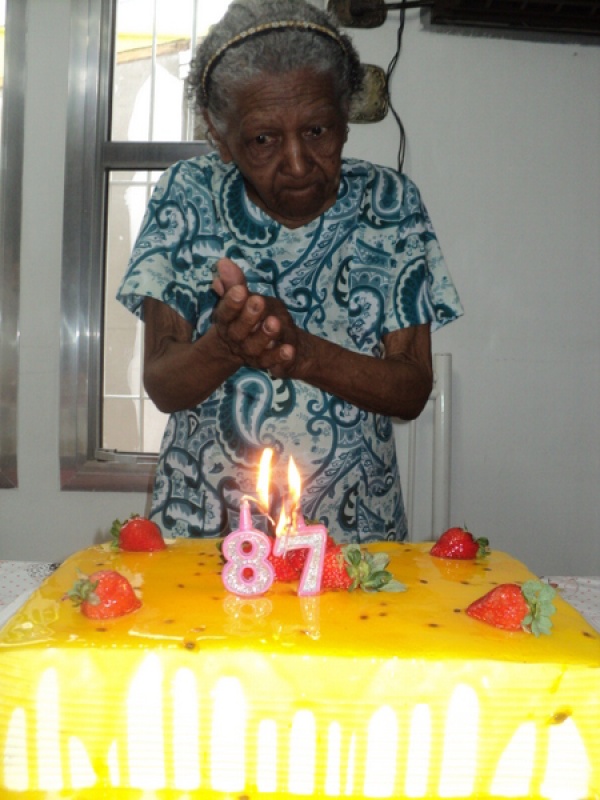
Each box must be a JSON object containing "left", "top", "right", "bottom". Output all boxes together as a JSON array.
[{"left": 221, "top": 499, "right": 275, "bottom": 597}]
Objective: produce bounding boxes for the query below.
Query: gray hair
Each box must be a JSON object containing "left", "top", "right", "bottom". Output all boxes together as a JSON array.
[{"left": 189, "top": 0, "right": 363, "bottom": 134}]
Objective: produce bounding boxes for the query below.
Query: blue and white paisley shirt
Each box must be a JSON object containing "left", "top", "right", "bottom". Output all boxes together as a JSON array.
[{"left": 117, "top": 154, "right": 463, "bottom": 542}]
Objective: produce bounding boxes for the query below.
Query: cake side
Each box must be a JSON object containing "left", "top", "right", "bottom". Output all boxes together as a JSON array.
[{"left": 1, "top": 539, "right": 599, "bottom": 798}]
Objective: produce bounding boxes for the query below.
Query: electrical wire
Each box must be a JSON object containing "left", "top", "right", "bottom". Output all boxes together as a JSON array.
[{"left": 385, "top": 7, "right": 407, "bottom": 172}]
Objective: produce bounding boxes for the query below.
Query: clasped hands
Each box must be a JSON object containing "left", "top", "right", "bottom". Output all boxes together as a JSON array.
[{"left": 212, "top": 258, "right": 300, "bottom": 379}]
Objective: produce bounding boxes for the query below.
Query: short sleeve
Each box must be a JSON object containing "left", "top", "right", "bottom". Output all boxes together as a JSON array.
[
  {"left": 116, "top": 157, "right": 223, "bottom": 328},
  {"left": 381, "top": 173, "right": 463, "bottom": 334}
]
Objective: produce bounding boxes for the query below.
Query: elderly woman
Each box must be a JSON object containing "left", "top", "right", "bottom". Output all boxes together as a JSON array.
[{"left": 117, "top": 0, "right": 463, "bottom": 542}]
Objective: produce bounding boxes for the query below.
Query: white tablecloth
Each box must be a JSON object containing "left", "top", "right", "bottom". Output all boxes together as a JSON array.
[
  {"left": 541, "top": 575, "right": 600, "bottom": 633},
  {"left": 0, "top": 561, "right": 62, "bottom": 628},
  {"left": 1, "top": 560, "right": 600, "bottom": 632}
]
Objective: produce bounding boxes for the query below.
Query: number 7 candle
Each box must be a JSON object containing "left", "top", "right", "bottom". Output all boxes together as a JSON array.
[
  {"left": 272, "top": 457, "right": 327, "bottom": 596},
  {"left": 272, "top": 512, "right": 327, "bottom": 596}
]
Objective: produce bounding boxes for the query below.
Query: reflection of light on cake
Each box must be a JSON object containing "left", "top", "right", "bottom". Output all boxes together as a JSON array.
[
  {"left": 405, "top": 703, "right": 431, "bottom": 795},
  {"left": 68, "top": 736, "right": 95, "bottom": 788},
  {"left": 4, "top": 708, "right": 27, "bottom": 791},
  {"left": 345, "top": 733, "right": 357, "bottom": 795},
  {"left": 223, "top": 594, "right": 273, "bottom": 636},
  {"left": 364, "top": 705, "right": 397, "bottom": 796},
  {"left": 325, "top": 722, "right": 342, "bottom": 795},
  {"left": 107, "top": 740, "right": 119, "bottom": 787},
  {"left": 210, "top": 676, "right": 246, "bottom": 791},
  {"left": 37, "top": 668, "right": 62, "bottom": 790},
  {"left": 299, "top": 595, "right": 321, "bottom": 639},
  {"left": 127, "top": 653, "right": 165, "bottom": 788},
  {"left": 542, "top": 717, "right": 591, "bottom": 799},
  {"left": 439, "top": 684, "right": 478, "bottom": 795},
  {"left": 172, "top": 667, "right": 200, "bottom": 789},
  {"left": 289, "top": 710, "right": 316, "bottom": 794},
  {"left": 257, "top": 719, "right": 278, "bottom": 792},
  {"left": 491, "top": 722, "right": 536, "bottom": 795}
]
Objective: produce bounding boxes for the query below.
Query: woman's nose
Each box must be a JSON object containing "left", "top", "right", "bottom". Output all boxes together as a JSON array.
[{"left": 281, "top": 136, "right": 312, "bottom": 176}]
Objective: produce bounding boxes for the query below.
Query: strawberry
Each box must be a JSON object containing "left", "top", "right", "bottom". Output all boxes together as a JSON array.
[
  {"left": 111, "top": 514, "right": 166, "bottom": 552},
  {"left": 287, "top": 532, "right": 338, "bottom": 573},
  {"left": 287, "top": 547, "right": 307, "bottom": 573},
  {"left": 268, "top": 551, "right": 301, "bottom": 582},
  {"left": 430, "top": 526, "right": 490, "bottom": 560},
  {"left": 322, "top": 546, "right": 354, "bottom": 590},
  {"left": 466, "top": 580, "right": 556, "bottom": 636},
  {"left": 322, "top": 544, "right": 407, "bottom": 593},
  {"left": 65, "top": 570, "right": 141, "bottom": 619}
]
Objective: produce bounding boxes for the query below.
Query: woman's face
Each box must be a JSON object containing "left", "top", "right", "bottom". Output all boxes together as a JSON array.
[{"left": 212, "top": 69, "right": 348, "bottom": 228}]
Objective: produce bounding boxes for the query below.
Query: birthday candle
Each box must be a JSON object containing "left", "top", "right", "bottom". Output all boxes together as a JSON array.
[
  {"left": 273, "top": 513, "right": 327, "bottom": 597},
  {"left": 221, "top": 500, "right": 275, "bottom": 597}
]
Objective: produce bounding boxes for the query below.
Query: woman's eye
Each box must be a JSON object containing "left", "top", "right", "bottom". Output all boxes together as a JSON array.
[
  {"left": 308, "top": 126, "right": 325, "bottom": 138},
  {"left": 254, "top": 134, "right": 270, "bottom": 146}
]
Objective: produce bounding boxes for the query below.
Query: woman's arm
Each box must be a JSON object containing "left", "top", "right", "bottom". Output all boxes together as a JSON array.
[
  {"left": 287, "top": 322, "right": 433, "bottom": 420},
  {"left": 143, "top": 298, "right": 237, "bottom": 413}
]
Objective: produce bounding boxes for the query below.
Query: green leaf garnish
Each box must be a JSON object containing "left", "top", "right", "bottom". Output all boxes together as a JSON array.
[
  {"left": 476, "top": 537, "right": 491, "bottom": 558},
  {"left": 341, "top": 545, "right": 407, "bottom": 594},
  {"left": 521, "top": 580, "right": 557, "bottom": 637}
]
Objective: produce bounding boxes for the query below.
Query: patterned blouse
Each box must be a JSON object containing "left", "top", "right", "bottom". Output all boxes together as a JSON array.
[{"left": 117, "top": 154, "right": 463, "bottom": 543}]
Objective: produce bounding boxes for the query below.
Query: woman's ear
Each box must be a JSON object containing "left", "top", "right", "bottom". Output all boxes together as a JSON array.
[{"left": 204, "top": 113, "right": 233, "bottom": 163}]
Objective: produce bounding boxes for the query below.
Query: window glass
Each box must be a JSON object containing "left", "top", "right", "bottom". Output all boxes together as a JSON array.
[{"left": 102, "top": 0, "right": 231, "bottom": 454}]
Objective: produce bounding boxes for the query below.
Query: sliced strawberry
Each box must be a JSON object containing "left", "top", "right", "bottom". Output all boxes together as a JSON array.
[
  {"left": 111, "top": 514, "right": 166, "bottom": 552},
  {"left": 65, "top": 570, "right": 141, "bottom": 619},
  {"left": 431, "top": 526, "right": 490, "bottom": 560},
  {"left": 466, "top": 581, "right": 556, "bottom": 636}
]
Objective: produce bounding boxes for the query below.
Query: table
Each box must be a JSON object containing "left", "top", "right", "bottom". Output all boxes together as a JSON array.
[{"left": 1, "top": 560, "right": 600, "bottom": 632}]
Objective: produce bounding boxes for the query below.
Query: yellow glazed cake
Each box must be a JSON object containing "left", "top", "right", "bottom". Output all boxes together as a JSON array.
[{"left": 1, "top": 539, "right": 599, "bottom": 799}]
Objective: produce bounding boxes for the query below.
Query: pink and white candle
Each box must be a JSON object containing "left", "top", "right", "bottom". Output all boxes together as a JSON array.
[
  {"left": 221, "top": 500, "right": 275, "bottom": 597},
  {"left": 273, "top": 513, "right": 327, "bottom": 597},
  {"left": 273, "top": 457, "right": 326, "bottom": 596}
]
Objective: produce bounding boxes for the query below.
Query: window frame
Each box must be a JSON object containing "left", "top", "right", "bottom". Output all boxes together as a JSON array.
[
  {"left": 0, "top": 0, "right": 26, "bottom": 489},
  {"left": 59, "top": 0, "right": 209, "bottom": 491}
]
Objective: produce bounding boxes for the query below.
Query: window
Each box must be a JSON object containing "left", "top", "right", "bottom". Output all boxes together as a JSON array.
[
  {"left": 0, "top": 0, "right": 26, "bottom": 489},
  {"left": 60, "top": 0, "right": 231, "bottom": 490}
]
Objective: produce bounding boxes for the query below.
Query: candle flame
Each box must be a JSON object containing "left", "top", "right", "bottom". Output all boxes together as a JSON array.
[
  {"left": 288, "top": 457, "right": 301, "bottom": 509},
  {"left": 273, "top": 455, "right": 302, "bottom": 538},
  {"left": 276, "top": 506, "right": 289, "bottom": 539},
  {"left": 257, "top": 449, "right": 273, "bottom": 512}
]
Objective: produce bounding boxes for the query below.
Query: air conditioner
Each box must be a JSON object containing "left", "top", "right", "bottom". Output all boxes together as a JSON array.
[
  {"left": 428, "top": 0, "right": 600, "bottom": 37},
  {"left": 330, "top": 0, "right": 600, "bottom": 37}
]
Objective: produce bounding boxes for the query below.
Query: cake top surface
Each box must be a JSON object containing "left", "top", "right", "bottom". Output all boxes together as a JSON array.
[{"left": 1, "top": 540, "right": 598, "bottom": 665}]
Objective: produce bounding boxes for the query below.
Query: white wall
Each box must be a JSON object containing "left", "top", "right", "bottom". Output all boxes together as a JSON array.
[{"left": 1, "top": 1, "right": 599, "bottom": 575}]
